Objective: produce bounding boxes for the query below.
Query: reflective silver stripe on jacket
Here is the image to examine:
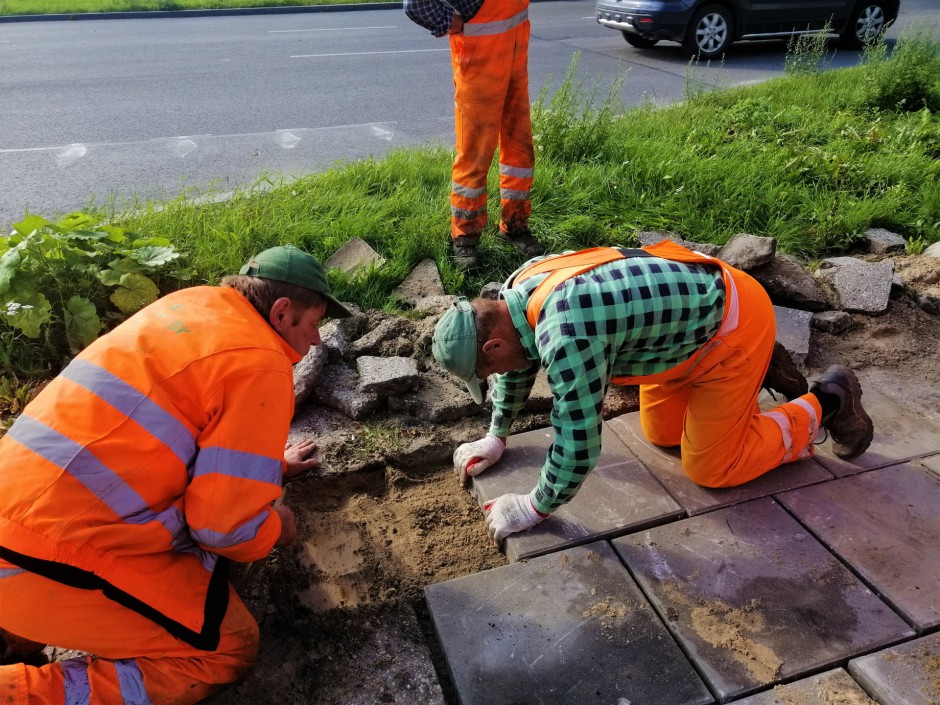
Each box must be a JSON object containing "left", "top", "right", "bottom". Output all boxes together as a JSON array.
[
  {"left": 451, "top": 181, "right": 486, "bottom": 199},
  {"left": 463, "top": 8, "right": 528, "bottom": 36},
  {"left": 499, "top": 163, "right": 534, "bottom": 179},
  {"left": 115, "top": 659, "right": 153, "bottom": 705},
  {"left": 61, "top": 658, "right": 92, "bottom": 705}
]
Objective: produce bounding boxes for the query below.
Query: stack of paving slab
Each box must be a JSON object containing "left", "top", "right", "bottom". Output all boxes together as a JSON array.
[{"left": 424, "top": 373, "right": 940, "bottom": 704}]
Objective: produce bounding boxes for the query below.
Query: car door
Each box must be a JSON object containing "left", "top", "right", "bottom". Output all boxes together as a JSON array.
[{"left": 735, "top": 0, "right": 846, "bottom": 35}]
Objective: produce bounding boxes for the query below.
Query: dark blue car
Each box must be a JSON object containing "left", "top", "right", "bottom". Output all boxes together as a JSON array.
[{"left": 595, "top": 0, "right": 900, "bottom": 59}]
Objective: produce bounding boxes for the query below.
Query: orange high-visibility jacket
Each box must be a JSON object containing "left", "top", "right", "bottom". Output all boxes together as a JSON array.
[{"left": 0, "top": 286, "right": 300, "bottom": 650}]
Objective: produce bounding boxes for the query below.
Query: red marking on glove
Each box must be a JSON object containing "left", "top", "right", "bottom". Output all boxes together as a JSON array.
[{"left": 466, "top": 457, "right": 484, "bottom": 472}]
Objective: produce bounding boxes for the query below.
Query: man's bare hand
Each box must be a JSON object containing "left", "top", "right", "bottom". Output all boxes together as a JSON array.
[
  {"left": 273, "top": 505, "right": 297, "bottom": 547},
  {"left": 448, "top": 12, "right": 465, "bottom": 34},
  {"left": 284, "top": 439, "right": 319, "bottom": 479}
]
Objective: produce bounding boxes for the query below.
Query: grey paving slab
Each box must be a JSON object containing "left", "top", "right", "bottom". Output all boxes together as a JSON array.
[
  {"left": 915, "top": 453, "right": 940, "bottom": 479},
  {"left": 471, "top": 423, "right": 684, "bottom": 563},
  {"left": 612, "top": 498, "right": 915, "bottom": 702},
  {"left": 728, "top": 668, "right": 876, "bottom": 704},
  {"left": 813, "top": 374, "right": 940, "bottom": 477},
  {"left": 777, "top": 464, "right": 940, "bottom": 633},
  {"left": 606, "top": 413, "right": 832, "bottom": 516},
  {"left": 848, "top": 633, "right": 940, "bottom": 705},
  {"left": 424, "top": 541, "right": 714, "bottom": 705}
]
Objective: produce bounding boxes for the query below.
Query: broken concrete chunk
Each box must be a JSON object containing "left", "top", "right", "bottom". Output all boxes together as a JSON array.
[
  {"left": 479, "top": 282, "right": 502, "bottom": 300},
  {"left": 812, "top": 311, "right": 854, "bottom": 335},
  {"left": 924, "top": 242, "right": 940, "bottom": 258},
  {"left": 637, "top": 231, "right": 721, "bottom": 257},
  {"left": 351, "top": 317, "right": 417, "bottom": 358},
  {"left": 324, "top": 238, "right": 386, "bottom": 275},
  {"left": 815, "top": 257, "right": 893, "bottom": 315},
  {"left": 717, "top": 233, "right": 776, "bottom": 271},
  {"left": 388, "top": 371, "right": 481, "bottom": 423},
  {"left": 357, "top": 356, "right": 420, "bottom": 396},
  {"left": 751, "top": 253, "right": 831, "bottom": 312},
  {"left": 415, "top": 295, "right": 457, "bottom": 316},
  {"left": 312, "top": 361, "right": 382, "bottom": 420},
  {"left": 320, "top": 311, "right": 369, "bottom": 360},
  {"left": 293, "top": 344, "right": 329, "bottom": 407},
  {"left": 393, "top": 259, "right": 444, "bottom": 306},
  {"left": 864, "top": 228, "right": 907, "bottom": 255}
]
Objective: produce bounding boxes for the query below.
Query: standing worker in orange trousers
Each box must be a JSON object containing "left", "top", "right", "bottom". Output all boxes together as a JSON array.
[
  {"left": 0, "top": 245, "right": 351, "bottom": 704},
  {"left": 404, "top": 0, "right": 546, "bottom": 270},
  {"left": 432, "top": 241, "right": 875, "bottom": 545}
]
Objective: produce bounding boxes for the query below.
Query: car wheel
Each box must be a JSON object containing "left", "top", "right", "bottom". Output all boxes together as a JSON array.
[
  {"left": 682, "top": 4, "right": 734, "bottom": 60},
  {"left": 623, "top": 33, "right": 659, "bottom": 49},
  {"left": 839, "top": 1, "right": 889, "bottom": 48}
]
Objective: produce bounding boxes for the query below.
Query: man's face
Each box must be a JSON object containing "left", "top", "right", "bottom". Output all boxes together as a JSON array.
[{"left": 278, "top": 300, "right": 327, "bottom": 356}]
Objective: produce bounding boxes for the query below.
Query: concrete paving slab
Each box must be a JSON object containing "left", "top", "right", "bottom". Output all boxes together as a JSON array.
[
  {"left": 607, "top": 413, "right": 832, "bottom": 515},
  {"left": 612, "top": 498, "right": 915, "bottom": 702},
  {"left": 914, "top": 453, "right": 940, "bottom": 479},
  {"left": 471, "top": 423, "right": 684, "bottom": 562},
  {"left": 777, "top": 464, "right": 940, "bottom": 633},
  {"left": 813, "top": 373, "right": 940, "bottom": 477},
  {"left": 728, "top": 668, "right": 876, "bottom": 704},
  {"left": 424, "top": 541, "right": 714, "bottom": 705},
  {"left": 848, "top": 633, "right": 940, "bottom": 705}
]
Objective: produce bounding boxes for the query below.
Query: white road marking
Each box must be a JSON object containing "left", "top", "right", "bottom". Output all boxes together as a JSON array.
[
  {"left": 269, "top": 26, "right": 395, "bottom": 32},
  {"left": 291, "top": 48, "right": 449, "bottom": 58},
  {"left": 56, "top": 143, "right": 87, "bottom": 167}
]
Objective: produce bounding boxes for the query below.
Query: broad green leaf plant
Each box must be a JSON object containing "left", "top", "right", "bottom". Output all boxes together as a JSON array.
[{"left": 1, "top": 212, "right": 186, "bottom": 376}]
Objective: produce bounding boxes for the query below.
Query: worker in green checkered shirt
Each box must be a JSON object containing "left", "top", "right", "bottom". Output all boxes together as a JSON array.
[{"left": 432, "top": 241, "right": 873, "bottom": 546}]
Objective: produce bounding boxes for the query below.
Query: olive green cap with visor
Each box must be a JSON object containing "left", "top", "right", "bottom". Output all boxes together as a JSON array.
[
  {"left": 240, "top": 245, "right": 352, "bottom": 319},
  {"left": 432, "top": 297, "right": 484, "bottom": 404}
]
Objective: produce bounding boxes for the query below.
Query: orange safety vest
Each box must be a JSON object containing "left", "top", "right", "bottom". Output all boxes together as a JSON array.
[
  {"left": 511, "top": 240, "right": 742, "bottom": 386},
  {"left": 0, "top": 286, "right": 299, "bottom": 650}
]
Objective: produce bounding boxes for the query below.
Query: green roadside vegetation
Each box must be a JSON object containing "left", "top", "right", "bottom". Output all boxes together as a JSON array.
[
  {"left": 1, "top": 36, "right": 939, "bottom": 414},
  {"left": 0, "top": 0, "right": 383, "bottom": 17}
]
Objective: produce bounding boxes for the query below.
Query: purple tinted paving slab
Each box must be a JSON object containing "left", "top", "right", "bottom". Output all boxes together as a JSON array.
[
  {"left": 813, "top": 374, "right": 940, "bottom": 477},
  {"left": 848, "top": 633, "right": 940, "bottom": 705},
  {"left": 612, "top": 498, "right": 914, "bottom": 702},
  {"left": 728, "top": 669, "right": 876, "bottom": 704},
  {"left": 471, "top": 423, "right": 683, "bottom": 563},
  {"left": 606, "top": 413, "right": 832, "bottom": 516},
  {"left": 778, "top": 464, "right": 940, "bottom": 632},
  {"left": 424, "top": 541, "right": 714, "bottom": 705},
  {"left": 915, "top": 453, "right": 940, "bottom": 479}
]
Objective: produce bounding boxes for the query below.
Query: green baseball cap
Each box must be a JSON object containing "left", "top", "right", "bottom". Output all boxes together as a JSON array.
[
  {"left": 240, "top": 245, "right": 352, "bottom": 319},
  {"left": 432, "top": 297, "right": 484, "bottom": 404}
]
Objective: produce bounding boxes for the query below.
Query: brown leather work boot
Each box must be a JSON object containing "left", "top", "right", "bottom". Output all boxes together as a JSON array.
[
  {"left": 501, "top": 228, "right": 545, "bottom": 258},
  {"left": 809, "top": 365, "right": 874, "bottom": 459},
  {"left": 451, "top": 236, "right": 480, "bottom": 272},
  {"left": 762, "top": 341, "right": 809, "bottom": 401}
]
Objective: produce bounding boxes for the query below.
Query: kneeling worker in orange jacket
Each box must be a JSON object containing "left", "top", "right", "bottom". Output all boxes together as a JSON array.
[{"left": 0, "top": 245, "right": 351, "bottom": 704}]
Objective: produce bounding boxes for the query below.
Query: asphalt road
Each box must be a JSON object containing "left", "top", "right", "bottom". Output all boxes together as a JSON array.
[{"left": 0, "top": 0, "right": 936, "bottom": 228}]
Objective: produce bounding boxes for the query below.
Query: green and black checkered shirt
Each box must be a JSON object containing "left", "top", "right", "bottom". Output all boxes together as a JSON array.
[{"left": 488, "top": 253, "right": 726, "bottom": 514}]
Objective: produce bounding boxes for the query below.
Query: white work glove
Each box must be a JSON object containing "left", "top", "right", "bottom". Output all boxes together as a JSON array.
[
  {"left": 483, "top": 493, "right": 547, "bottom": 546},
  {"left": 453, "top": 434, "right": 505, "bottom": 487}
]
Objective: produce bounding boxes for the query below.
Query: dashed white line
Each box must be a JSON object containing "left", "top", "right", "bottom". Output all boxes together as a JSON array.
[
  {"left": 291, "top": 48, "right": 449, "bottom": 58},
  {"left": 269, "top": 26, "right": 396, "bottom": 32}
]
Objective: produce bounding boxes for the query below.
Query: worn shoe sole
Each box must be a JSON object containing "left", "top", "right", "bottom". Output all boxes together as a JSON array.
[{"left": 813, "top": 365, "right": 874, "bottom": 459}]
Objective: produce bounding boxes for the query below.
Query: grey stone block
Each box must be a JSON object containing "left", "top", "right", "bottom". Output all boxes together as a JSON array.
[
  {"left": 479, "top": 281, "right": 502, "bottom": 300},
  {"left": 718, "top": 233, "right": 776, "bottom": 271},
  {"left": 388, "top": 370, "right": 480, "bottom": 423},
  {"left": 351, "top": 317, "right": 417, "bottom": 358},
  {"left": 471, "top": 423, "right": 684, "bottom": 562},
  {"left": 324, "top": 237, "right": 386, "bottom": 275},
  {"left": 811, "top": 372, "right": 940, "bottom": 476},
  {"left": 924, "top": 241, "right": 940, "bottom": 258},
  {"left": 751, "top": 253, "right": 831, "bottom": 312},
  {"left": 864, "top": 227, "right": 907, "bottom": 254},
  {"left": 812, "top": 310, "right": 853, "bottom": 335},
  {"left": 730, "top": 668, "right": 876, "bottom": 704},
  {"left": 778, "top": 464, "right": 940, "bottom": 632},
  {"left": 293, "top": 343, "right": 328, "bottom": 406},
  {"left": 606, "top": 413, "right": 832, "bottom": 516},
  {"left": 312, "top": 361, "right": 381, "bottom": 421},
  {"left": 612, "top": 498, "right": 914, "bottom": 702},
  {"left": 773, "top": 304, "right": 813, "bottom": 364},
  {"left": 638, "top": 231, "right": 721, "bottom": 257},
  {"left": 392, "top": 258, "right": 444, "bottom": 306},
  {"left": 424, "top": 541, "right": 714, "bottom": 705},
  {"left": 356, "top": 356, "right": 419, "bottom": 395},
  {"left": 848, "top": 633, "right": 940, "bottom": 705},
  {"left": 815, "top": 257, "right": 894, "bottom": 314}
]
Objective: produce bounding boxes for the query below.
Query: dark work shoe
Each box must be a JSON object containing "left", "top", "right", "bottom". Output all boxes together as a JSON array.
[
  {"left": 501, "top": 228, "right": 546, "bottom": 258},
  {"left": 452, "top": 237, "right": 480, "bottom": 271},
  {"left": 809, "top": 365, "right": 874, "bottom": 459},
  {"left": 762, "top": 341, "right": 809, "bottom": 401}
]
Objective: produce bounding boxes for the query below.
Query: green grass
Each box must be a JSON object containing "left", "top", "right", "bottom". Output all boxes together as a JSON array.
[
  {"left": 0, "top": 0, "right": 386, "bottom": 16},
  {"left": 2, "top": 40, "right": 940, "bottom": 378}
]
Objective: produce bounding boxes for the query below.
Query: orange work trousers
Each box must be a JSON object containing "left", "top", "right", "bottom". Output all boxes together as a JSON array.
[
  {"left": 615, "top": 266, "right": 823, "bottom": 487},
  {"left": 450, "top": 0, "right": 534, "bottom": 240},
  {"left": 0, "top": 559, "right": 258, "bottom": 705}
]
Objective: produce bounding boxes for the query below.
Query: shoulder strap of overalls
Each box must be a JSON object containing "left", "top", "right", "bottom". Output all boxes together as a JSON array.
[{"left": 510, "top": 246, "right": 653, "bottom": 329}]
